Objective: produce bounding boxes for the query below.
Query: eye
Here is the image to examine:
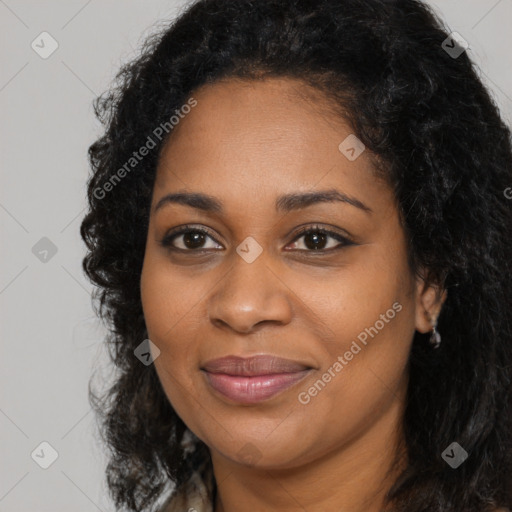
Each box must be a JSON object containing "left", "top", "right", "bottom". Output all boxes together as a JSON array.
[
  {"left": 160, "top": 225, "right": 222, "bottom": 251},
  {"left": 159, "top": 224, "right": 355, "bottom": 253},
  {"left": 286, "top": 224, "right": 354, "bottom": 252}
]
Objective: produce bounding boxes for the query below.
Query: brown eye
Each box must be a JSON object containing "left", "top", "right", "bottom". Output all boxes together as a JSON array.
[
  {"left": 287, "top": 225, "right": 354, "bottom": 252},
  {"left": 160, "top": 225, "right": 222, "bottom": 251},
  {"left": 160, "top": 223, "right": 355, "bottom": 254}
]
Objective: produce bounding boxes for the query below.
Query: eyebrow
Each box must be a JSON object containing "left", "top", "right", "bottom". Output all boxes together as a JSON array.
[{"left": 153, "top": 189, "right": 372, "bottom": 215}]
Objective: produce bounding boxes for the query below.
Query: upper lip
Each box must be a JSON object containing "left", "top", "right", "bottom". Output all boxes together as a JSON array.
[{"left": 201, "top": 355, "right": 312, "bottom": 376}]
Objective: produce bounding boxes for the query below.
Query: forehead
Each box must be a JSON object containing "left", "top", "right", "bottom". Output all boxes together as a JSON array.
[{"left": 153, "top": 77, "right": 390, "bottom": 215}]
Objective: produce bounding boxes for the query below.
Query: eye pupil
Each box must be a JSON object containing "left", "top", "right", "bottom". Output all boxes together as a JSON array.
[
  {"left": 184, "top": 231, "right": 206, "bottom": 249},
  {"left": 305, "top": 231, "right": 327, "bottom": 250}
]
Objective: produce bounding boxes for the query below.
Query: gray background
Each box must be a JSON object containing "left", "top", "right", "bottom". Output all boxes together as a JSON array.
[{"left": 1, "top": 1, "right": 511, "bottom": 510}]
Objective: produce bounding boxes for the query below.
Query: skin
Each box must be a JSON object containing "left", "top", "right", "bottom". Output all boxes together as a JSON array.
[{"left": 140, "top": 77, "right": 446, "bottom": 512}]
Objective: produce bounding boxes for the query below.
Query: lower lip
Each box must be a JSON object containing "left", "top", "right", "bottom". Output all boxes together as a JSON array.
[{"left": 202, "top": 370, "right": 312, "bottom": 404}]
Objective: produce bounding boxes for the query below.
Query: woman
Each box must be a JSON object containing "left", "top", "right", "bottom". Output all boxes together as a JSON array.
[{"left": 80, "top": 0, "right": 512, "bottom": 510}]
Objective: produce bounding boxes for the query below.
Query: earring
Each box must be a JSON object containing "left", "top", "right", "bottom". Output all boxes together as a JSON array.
[{"left": 429, "top": 321, "right": 441, "bottom": 349}]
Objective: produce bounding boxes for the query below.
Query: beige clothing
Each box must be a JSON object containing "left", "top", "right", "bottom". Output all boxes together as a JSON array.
[
  {"left": 159, "top": 457, "right": 215, "bottom": 512},
  {"left": 159, "top": 431, "right": 215, "bottom": 512}
]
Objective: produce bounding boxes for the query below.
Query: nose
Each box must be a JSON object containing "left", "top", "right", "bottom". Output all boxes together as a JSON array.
[{"left": 207, "top": 251, "right": 293, "bottom": 334}]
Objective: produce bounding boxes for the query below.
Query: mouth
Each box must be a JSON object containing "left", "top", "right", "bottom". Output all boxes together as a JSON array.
[{"left": 200, "top": 355, "right": 314, "bottom": 404}]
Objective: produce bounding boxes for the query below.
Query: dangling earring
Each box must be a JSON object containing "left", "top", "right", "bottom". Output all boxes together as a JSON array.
[{"left": 429, "top": 320, "right": 441, "bottom": 349}]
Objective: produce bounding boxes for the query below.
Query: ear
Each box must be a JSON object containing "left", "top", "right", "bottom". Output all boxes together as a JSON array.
[{"left": 414, "top": 271, "right": 447, "bottom": 334}]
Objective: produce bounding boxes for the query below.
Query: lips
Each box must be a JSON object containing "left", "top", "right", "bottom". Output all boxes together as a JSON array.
[
  {"left": 201, "top": 355, "right": 313, "bottom": 404},
  {"left": 201, "top": 355, "right": 311, "bottom": 376}
]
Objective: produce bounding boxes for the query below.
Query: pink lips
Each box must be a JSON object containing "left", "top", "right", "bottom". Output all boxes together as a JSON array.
[{"left": 201, "top": 355, "right": 312, "bottom": 404}]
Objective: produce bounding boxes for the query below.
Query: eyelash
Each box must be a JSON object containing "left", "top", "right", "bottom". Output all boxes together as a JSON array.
[{"left": 159, "top": 224, "right": 355, "bottom": 254}]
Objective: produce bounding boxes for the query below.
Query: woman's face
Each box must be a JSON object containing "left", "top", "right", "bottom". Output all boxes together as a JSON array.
[{"left": 140, "top": 77, "right": 438, "bottom": 471}]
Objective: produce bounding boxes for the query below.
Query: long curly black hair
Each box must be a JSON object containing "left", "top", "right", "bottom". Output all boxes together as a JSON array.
[{"left": 80, "top": 0, "right": 512, "bottom": 510}]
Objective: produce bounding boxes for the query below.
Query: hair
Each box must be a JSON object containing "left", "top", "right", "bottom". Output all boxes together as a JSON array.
[{"left": 80, "top": 0, "right": 512, "bottom": 510}]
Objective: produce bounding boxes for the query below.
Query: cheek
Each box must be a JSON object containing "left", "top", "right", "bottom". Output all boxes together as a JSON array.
[
  {"left": 294, "top": 240, "right": 416, "bottom": 399},
  {"left": 141, "top": 250, "right": 207, "bottom": 346},
  {"left": 299, "top": 278, "right": 414, "bottom": 400},
  {"left": 140, "top": 259, "right": 208, "bottom": 426},
  {"left": 292, "top": 276, "right": 414, "bottom": 456},
  {"left": 295, "top": 247, "right": 414, "bottom": 352},
  {"left": 140, "top": 255, "right": 201, "bottom": 390}
]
